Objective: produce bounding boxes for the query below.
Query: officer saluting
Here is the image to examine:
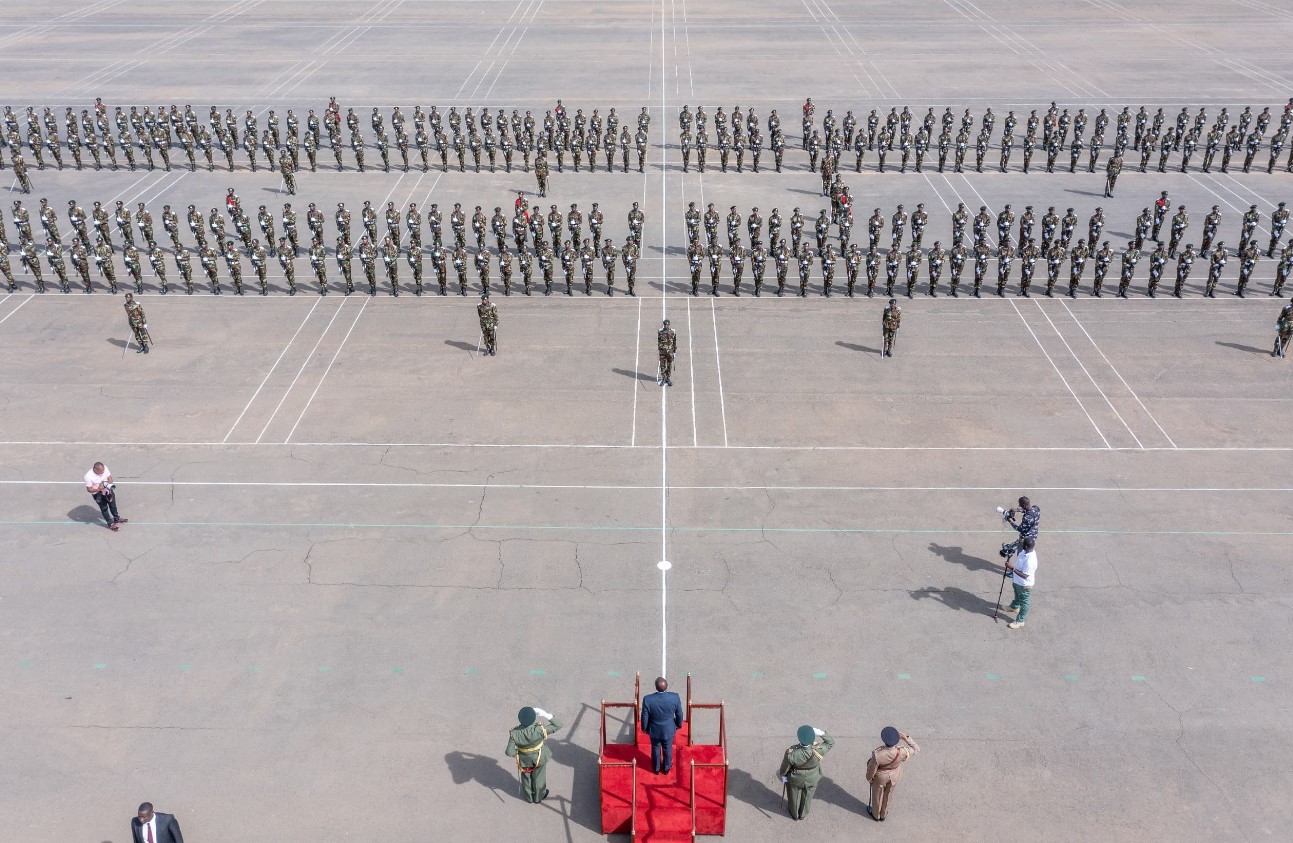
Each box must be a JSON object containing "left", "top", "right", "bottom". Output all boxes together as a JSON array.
[
  {"left": 505, "top": 706, "right": 562, "bottom": 803},
  {"left": 658, "top": 319, "right": 677, "bottom": 386},
  {"left": 866, "top": 726, "right": 920, "bottom": 822},
  {"left": 778, "top": 724, "right": 834, "bottom": 820}
]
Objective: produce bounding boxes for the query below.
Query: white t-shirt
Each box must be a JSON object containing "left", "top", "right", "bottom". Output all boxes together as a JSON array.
[
  {"left": 1012, "top": 549, "right": 1037, "bottom": 587},
  {"left": 84, "top": 466, "right": 110, "bottom": 492}
]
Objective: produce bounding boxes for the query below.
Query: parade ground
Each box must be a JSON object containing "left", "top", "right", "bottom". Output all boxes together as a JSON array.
[{"left": 2, "top": 1, "right": 1293, "bottom": 841}]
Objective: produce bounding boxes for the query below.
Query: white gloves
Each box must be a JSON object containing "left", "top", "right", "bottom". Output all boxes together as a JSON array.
[
  {"left": 813, "top": 727, "right": 824, "bottom": 737},
  {"left": 533, "top": 708, "right": 552, "bottom": 720},
  {"left": 780, "top": 776, "right": 788, "bottom": 783}
]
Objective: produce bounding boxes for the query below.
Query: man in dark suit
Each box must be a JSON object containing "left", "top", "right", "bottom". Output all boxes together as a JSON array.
[
  {"left": 640, "top": 676, "right": 684, "bottom": 775},
  {"left": 132, "top": 802, "right": 183, "bottom": 843}
]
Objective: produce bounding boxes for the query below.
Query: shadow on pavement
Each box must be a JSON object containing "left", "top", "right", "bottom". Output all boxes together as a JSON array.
[
  {"left": 909, "top": 585, "right": 1000, "bottom": 618},
  {"left": 726, "top": 766, "right": 784, "bottom": 818},
  {"left": 928, "top": 542, "right": 998, "bottom": 573},
  {"left": 835, "top": 341, "right": 880, "bottom": 354},
  {"left": 612, "top": 367, "right": 655, "bottom": 382},
  {"left": 1216, "top": 341, "right": 1270, "bottom": 356},
  {"left": 68, "top": 505, "right": 104, "bottom": 524},
  {"left": 814, "top": 775, "right": 870, "bottom": 815}
]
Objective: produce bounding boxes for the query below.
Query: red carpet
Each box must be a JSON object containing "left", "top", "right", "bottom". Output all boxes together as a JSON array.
[{"left": 601, "top": 721, "right": 727, "bottom": 841}]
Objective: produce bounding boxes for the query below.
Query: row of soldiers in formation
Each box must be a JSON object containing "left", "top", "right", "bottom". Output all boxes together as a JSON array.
[
  {"left": 679, "top": 194, "right": 1293, "bottom": 298},
  {"left": 788, "top": 98, "right": 1293, "bottom": 176},
  {"left": 0, "top": 190, "right": 647, "bottom": 297},
  {"left": 0, "top": 101, "right": 299, "bottom": 189},
  {"left": 0, "top": 98, "right": 651, "bottom": 180}
]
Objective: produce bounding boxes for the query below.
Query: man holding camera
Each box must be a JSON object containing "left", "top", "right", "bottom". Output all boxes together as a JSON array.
[
  {"left": 1000, "top": 495, "right": 1040, "bottom": 558},
  {"left": 85, "top": 461, "right": 127, "bottom": 531}
]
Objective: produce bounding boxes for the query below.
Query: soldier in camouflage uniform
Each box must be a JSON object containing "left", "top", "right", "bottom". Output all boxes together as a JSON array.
[
  {"left": 881, "top": 298, "right": 901, "bottom": 357},
  {"left": 1274, "top": 302, "right": 1293, "bottom": 357},
  {"left": 658, "top": 318, "right": 676, "bottom": 386},
  {"left": 477, "top": 292, "right": 499, "bottom": 355}
]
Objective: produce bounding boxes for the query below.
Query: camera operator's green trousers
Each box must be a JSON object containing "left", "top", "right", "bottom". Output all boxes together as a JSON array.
[{"left": 1009, "top": 583, "right": 1032, "bottom": 621}]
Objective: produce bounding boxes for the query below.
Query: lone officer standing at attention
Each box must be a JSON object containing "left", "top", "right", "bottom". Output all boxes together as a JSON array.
[
  {"left": 778, "top": 724, "right": 834, "bottom": 820},
  {"left": 123, "top": 292, "right": 150, "bottom": 353},
  {"left": 505, "top": 706, "right": 561, "bottom": 803},
  {"left": 640, "top": 676, "right": 684, "bottom": 776},
  {"left": 1104, "top": 154, "right": 1122, "bottom": 198},
  {"left": 477, "top": 292, "right": 498, "bottom": 356},
  {"left": 1275, "top": 302, "right": 1293, "bottom": 357},
  {"left": 866, "top": 726, "right": 920, "bottom": 822},
  {"left": 881, "top": 297, "right": 901, "bottom": 357},
  {"left": 658, "top": 318, "right": 676, "bottom": 386}
]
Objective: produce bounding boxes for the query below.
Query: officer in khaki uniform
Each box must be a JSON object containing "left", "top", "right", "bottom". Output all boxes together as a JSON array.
[
  {"left": 865, "top": 726, "right": 920, "bottom": 821},
  {"left": 505, "top": 706, "right": 562, "bottom": 803},
  {"left": 777, "top": 724, "right": 834, "bottom": 820}
]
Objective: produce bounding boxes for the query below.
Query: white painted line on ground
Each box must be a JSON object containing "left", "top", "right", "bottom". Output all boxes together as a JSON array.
[
  {"left": 1059, "top": 299, "right": 1178, "bottom": 448},
  {"left": 284, "top": 296, "right": 368, "bottom": 443},
  {"left": 8, "top": 480, "right": 1293, "bottom": 493},
  {"left": 1033, "top": 299, "right": 1144, "bottom": 448},
  {"left": 631, "top": 294, "right": 642, "bottom": 446},
  {"left": 0, "top": 295, "right": 35, "bottom": 326},
  {"left": 659, "top": 0, "right": 670, "bottom": 681},
  {"left": 1009, "top": 298, "right": 1112, "bottom": 448},
  {"left": 254, "top": 297, "right": 348, "bottom": 444},
  {"left": 223, "top": 296, "right": 323, "bottom": 443},
  {"left": 710, "top": 297, "right": 728, "bottom": 447},
  {"left": 686, "top": 296, "right": 697, "bottom": 446},
  {"left": 3, "top": 440, "right": 1293, "bottom": 452}
]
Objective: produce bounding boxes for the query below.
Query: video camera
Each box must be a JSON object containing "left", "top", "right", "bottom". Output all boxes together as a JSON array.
[{"left": 996, "top": 506, "right": 1018, "bottom": 559}]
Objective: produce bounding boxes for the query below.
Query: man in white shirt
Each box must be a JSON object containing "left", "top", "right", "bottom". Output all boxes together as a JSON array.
[
  {"left": 1003, "top": 536, "right": 1037, "bottom": 629},
  {"left": 84, "top": 461, "right": 127, "bottom": 531}
]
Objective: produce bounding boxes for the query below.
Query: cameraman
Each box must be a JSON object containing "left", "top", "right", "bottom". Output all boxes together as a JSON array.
[
  {"left": 1000, "top": 495, "right": 1040, "bottom": 558},
  {"left": 84, "top": 462, "right": 127, "bottom": 531}
]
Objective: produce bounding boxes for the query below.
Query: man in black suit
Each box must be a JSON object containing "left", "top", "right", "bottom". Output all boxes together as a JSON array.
[
  {"left": 640, "top": 676, "right": 684, "bottom": 775},
  {"left": 132, "top": 802, "right": 183, "bottom": 843}
]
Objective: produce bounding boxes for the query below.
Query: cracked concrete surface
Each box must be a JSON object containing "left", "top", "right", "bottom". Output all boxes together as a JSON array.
[{"left": 3, "top": 0, "right": 1293, "bottom": 840}]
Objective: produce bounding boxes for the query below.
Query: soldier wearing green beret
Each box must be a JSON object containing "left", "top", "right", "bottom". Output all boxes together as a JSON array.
[
  {"left": 777, "top": 724, "right": 834, "bottom": 820},
  {"left": 505, "top": 706, "right": 562, "bottom": 803}
]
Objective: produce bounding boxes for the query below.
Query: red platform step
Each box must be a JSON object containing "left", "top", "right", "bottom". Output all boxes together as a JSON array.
[{"left": 599, "top": 674, "right": 728, "bottom": 842}]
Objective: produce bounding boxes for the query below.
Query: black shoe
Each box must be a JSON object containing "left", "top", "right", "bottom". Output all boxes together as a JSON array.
[
  {"left": 143, "top": 345, "right": 150, "bottom": 354},
  {"left": 136, "top": 346, "right": 145, "bottom": 353}
]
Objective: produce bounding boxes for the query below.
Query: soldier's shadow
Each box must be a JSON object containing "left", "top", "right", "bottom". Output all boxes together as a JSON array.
[
  {"left": 107, "top": 338, "right": 131, "bottom": 349},
  {"left": 1216, "top": 341, "right": 1270, "bottom": 356},
  {"left": 726, "top": 766, "right": 785, "bottom": 818},
  {"left": 835, "top": 341, "right": 880, "bottom": 354},
  {"left": 444, "top": 340, "right": 478, "bottom": 352},
  {"left": 443, "top": 751, "right": 517, "bottom": 803},
  {"left": 612, "top": 368, "right": 655, "bottom": 382},
  {"left": 813, "top": 776, "right": 871, "bottom": 816}
]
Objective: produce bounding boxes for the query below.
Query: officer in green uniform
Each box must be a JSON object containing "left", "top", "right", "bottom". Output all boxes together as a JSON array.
[
  {"left": 882, "top": 298, "right": 902, "bottom": 357},
  {"left": 505, "top": 706, "right": 561, "bottom": 803},
  {"left": 1274, "top": 302, "right": 1293, "bottom": 357},
  {"left": 478, "top": 292, "right": 499, "bottom": 356},
  {"left": 777, "top": 724, "right": 834, "bottom": 820},
  {"left": 123, "top": 292, "right": 150, "bottom": 353},
  {"left": 658, "top": 319, "right": 676, "bottom": 386}
]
